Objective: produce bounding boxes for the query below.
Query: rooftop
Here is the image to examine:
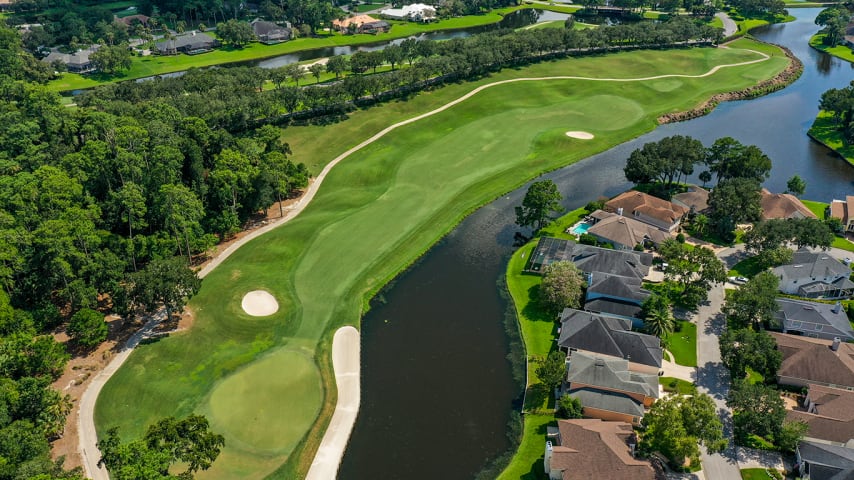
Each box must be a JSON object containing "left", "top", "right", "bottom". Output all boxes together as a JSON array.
[
  {"left": 831, "top": 197, "right": 854, "bottom": 224},
  {"left": 671, "top": 186, "right": 710, "bottom": 213},
  {"left": 770, "top": 332, "right": 854, "bottom": 389},
  {"left": 798, "top": 440, "right": 854, "bottom": 480},
  {"left": 558, "top": 308, "right": 662, "bottom": 368},
  {"left": 787, "top": 384, "right": 854, "bottom": 444},
  {"left": 774, "top": 298, "right": 854, "bottom": 341},
  {"left": 548, "top": 419, "right": 657, "bottom": 480},
  {"left": 772, "top": 250, "right": 851, "bottom": 282},
  {"left": 760, "top": 188, "right": 817, "bottom": 220},
  {"left": 332, "top": 14, "right": 378, "bottom": 28},
  {"left": 523, "top": 237, "right": 652, "bottom": 277},
  {"left": 566, "top": 352, "right": 659, "bottom": 398},
  {"left": 586, "top": 210, "right": 672, "bottom": 248},
  {"left": 604, "top": 190, "right": 687, "bottom": 227}
]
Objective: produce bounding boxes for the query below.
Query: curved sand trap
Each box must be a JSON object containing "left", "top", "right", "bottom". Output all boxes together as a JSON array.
[
  {"left": 565, "top": 131, "right": 595, "bottom": 140},
  {"left": 241, "top": 290, "right": 279, "bottom": 316}
]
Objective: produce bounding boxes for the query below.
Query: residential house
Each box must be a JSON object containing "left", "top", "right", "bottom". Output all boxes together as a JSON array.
[
  {"left": 604, "top": 190, "right": 688, "bottom": 232},
  {"left": 380, "top": 3, "right": 437, "bottom": 21},
  {"left": 671, "top": 185, "right": 710, "bottom": 215},
  {"left": 770, "top": 332, "right": 854, "bottom": 390},
  {"left": 544, "top": 419, "right": 658, "bottom": 480},
  {"left": 830, "top": 196, "right": 854, "bottom": 233},
  {"left": 155, "top": 31, "right": 218, "bottom": 55},
  {"left": 760, "top": 188, "right": 817, "bottom": 220},
  {"left": 787, "top": 384, "right": 854, "bottom": 447},
  {"left": 585, "top": 209, "right": 672, "bottom": 251},
  {"left": 358, "top": 20, "right": 390, "bottom": 33},
  {"left": 773, "top": 298, "right": 854, "bottom": 342},
  {"left": 845, "top": 24, "right": 854, "bottom": 49},
  {"left": 583, "top": 272, "right": 651, "bottom": 324},
  {"left": 558, "top": 309, "right": 662, "bottom": 375},
  {"left": 332, "top": 14, "right": 385, "bottom": 33},
  {"left": 250, "top": 18, "right": 292, "bottom": 43},
  {"left": 565, "top": 352, "right": 659, "bottom": 425},
  {"left": 524, "top": 237, "right": 653, "bottom": 277},
  {"left": 796, "top": 440, "right": 854, "bottom": 480},
  {"left": 772, "top": 250, "right": 854, "bottom": 299},
  {"left": 41, "top": 46, "right": 100, "bottom": 73}
]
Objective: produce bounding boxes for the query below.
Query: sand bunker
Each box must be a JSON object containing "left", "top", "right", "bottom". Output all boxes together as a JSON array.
[
  {"left": 241, "top": 290, "right": 279, "bottom": 317},
  {"left": 565, "top": 131, "right": 595, "bottom": 140}
]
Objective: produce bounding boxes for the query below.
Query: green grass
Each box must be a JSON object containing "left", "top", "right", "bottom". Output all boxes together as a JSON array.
[
  {"left": 808, "top": 109, "right": 854, "bottom": 166},
  {"left": 496, "top": 414, "right": 554, "bottom": 480},
  {"left": 539, "top": 207, "right": 589, "bottom": 240},
  {"left": 832, "top": 235, "right": 854, "bottom": 252},
  {"left": 745, "top": 366, "right": 764, "bottom": 385},
  {"left": 660, "top": 376, "right": 696, "bottom": 394},
  {"left": 741, "top": 468, "right": 779, "bottom": 480},
  {"left": 664, "top": 321, "right": 697, "bottom": 367},
  {"left": 802, "top": 199, "right": 828, "bottom": 219},
  {"left": 810, "top": 33, "right": 854, "bottom": 63},
  {"left": 352, "top": 2, "right": 386, "bottom": 12},
  {"left": 95, "top": 42, "right": 789, "bottom": 479},
  {"left": 728, "top": 255, "right": 764, "bottom": 278},
  {"left": 744, "top": 433, "right": 777, "bottom": 450}
]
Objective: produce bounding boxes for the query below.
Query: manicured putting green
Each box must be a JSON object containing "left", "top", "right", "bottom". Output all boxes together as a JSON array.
[
  {"left": 95, "top": 41, "right": 790, "bottom": 480},
  {"left": 204, "top": 349, "right": 322, "bottom": 455}
]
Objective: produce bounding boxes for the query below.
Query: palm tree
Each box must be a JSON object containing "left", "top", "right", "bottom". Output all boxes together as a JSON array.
[
  {"left": 644, "top": 307, "right": 674, "bottom": 339},
  {"left": 693, "top": 214, "right": 709, "bottom": 235}
]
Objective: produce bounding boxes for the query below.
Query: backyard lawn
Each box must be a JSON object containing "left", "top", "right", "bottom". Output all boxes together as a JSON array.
[
  {"left": 664, "top": 321, "right": 698, "bottom": 367},
  {"left": 95, "top": 41, "right": 789, "bottom": 479},
  {"left": 729, "top": 255, "right": 764, "bottom": 278},
  {"left": 808, "top": 110, "right": 854, "bottom": 166},
  {"left": 810, "top": 33, "right": 854, "bottom": 64}
]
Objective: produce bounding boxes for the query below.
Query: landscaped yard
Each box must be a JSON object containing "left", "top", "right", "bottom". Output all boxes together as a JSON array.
[
  {"left": 741, "top": 467, "right": 781, "bottom": 480},
  {"left": 95, "top": 41, "right": 789, "bottom": 479},
  {"left": 664, "top": 321, "right": 698, "bottom": 367},
  {"left": 729, "top": 255, "right": 764, "bottom": 278},
  {"left": 661, "top": 376, "right": 696, "bottom": 395},
  {"left": 496, "top": 414, "right": 554, "bottom": 480},
  {"left": 802, "top": 199, "right": 828, "bottom": 219},
  {"left": 808, "top": 110, "right": 854, "bottom": 166}
]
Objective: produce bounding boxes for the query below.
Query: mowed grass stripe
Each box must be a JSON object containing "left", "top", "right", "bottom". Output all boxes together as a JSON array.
[{"left": 95, "top": 42, "right": 788, "bottom": 480}]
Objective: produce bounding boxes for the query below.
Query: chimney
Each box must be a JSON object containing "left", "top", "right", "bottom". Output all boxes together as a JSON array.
[
  {"left": 833, "top": 337, "right": 841, "bottom": 352},
  {"left": 833, "top": 301, "right": 842, "bottom": 314},
  {"left": 617, "top": 207, "right": 623, "bottom": 216}
]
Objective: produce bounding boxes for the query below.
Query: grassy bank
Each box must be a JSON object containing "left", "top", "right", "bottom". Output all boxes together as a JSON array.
[
  {"left": 95, "top": 42, "right": 789, "bottom": 480},
  {"left": 810, "top": 33, "right": 854, "bottom": 63},
  {"left": 808, "top": 110, "right": 854, "bottom": 166}
]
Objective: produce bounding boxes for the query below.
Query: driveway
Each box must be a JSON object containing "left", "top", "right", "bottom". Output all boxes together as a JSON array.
[{"left": 716, "top": 12, "right": 737, "bottom": 38}]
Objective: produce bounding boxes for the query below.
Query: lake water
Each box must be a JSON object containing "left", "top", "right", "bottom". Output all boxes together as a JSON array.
[{"left": 338, "top": 8, "right": 854, "bottom": 480}]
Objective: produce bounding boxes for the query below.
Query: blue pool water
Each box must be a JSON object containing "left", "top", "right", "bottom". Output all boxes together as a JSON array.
[{"left": 571, "top": 222, "right": 591, "bottom": 235}]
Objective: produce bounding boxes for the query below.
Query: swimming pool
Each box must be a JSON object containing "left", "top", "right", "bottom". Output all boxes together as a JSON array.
[{"left": 570, "top": 222, "right": 592, "bottom": 235}]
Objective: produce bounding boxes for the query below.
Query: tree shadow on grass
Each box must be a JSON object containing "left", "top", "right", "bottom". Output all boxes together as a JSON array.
[
  {"left": 522, "top": 284, "right": 556, "bottom": 323},
  {"left": 525, "top": 383, "right": 551, "bottom": 411}
]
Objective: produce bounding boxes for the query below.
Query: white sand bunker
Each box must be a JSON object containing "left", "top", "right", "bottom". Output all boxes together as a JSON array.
[
  {"left": 241, "top": 290, "right": 279, "bottom": 317},
  {"left": 565, "top": 131, "right": 595, "bottom": 140}
]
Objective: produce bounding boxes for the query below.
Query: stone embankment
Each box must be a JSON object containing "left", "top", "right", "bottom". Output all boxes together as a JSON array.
[{"left": 658, "top": 43, "right": 803, "bottom": 124}]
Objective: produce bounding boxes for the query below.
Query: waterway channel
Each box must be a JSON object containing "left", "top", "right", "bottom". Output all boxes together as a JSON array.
[{"left": 339, "top": 8, "right": 854, "bottom": 480}]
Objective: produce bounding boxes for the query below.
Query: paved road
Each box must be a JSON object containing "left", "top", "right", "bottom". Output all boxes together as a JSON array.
[
  {"left": 694, "top": 283, "right": 741, "bottom": 480},
  {"left": 716, "top": 12, "right": 738, "bottom": 38}
]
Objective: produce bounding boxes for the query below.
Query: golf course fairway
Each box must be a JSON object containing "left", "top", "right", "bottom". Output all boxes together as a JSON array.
[{"left": 93, "top": 38, "right": 789, "bottom": 479}]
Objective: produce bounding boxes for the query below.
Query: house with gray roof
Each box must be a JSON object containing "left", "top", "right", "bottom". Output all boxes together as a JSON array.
[
  {"left": 558, "top": 309, "right": 662, "bottom": 375},
  {"left": 772, "top": 250, "right": 854, "bottom": 300},
  {"left": 250, "top": 18, "right": 291, "bottom": 43},
  {"left": 42, "top": 46, "right": 100, "bottom": 73},
  {"left": 796, "top": 440, "right": 854, "bottom": 480},
  {"left": 774, "top": 298, "right": 854, "bottom": 342},
  {"left": 584, "top": 272, "right": 651, "bottom": 324},
  {"left": 524, "top": 237, "right": 652, "bottom": 278},
  {"left": 155, "top": 31, "right": 218, "bottom": 55},
  {"left": 565, "top": 352, "right": 659, "bottom": 426}
]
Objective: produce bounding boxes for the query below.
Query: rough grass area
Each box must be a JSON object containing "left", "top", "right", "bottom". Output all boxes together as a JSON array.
[
  {"left": 496, "top": 414, "right": 555, "bottom": 480},
  {"left": 96, "top": 42, "right": 789, "bottom": 480},
  {"left": 661, "top": 376, "right": 696, "bottom": 394},
  {"left": 663, "top": 321, "right": 697, "bottom": 367},
  {"left": 810, "top": 33, "right": 854, "bottom": 63},
  {"left": 808, "top": 110, "right": 854, "bottom": 166}
]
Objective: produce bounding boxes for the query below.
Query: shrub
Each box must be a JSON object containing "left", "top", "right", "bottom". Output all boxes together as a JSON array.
[
  {"left": 67, "top": 308, "right": 108, "bottom": 348},
  {"left": 578, "top": 233, "right": 598, "bottom": 245},
  {"left": 676, "top": 233, "right": 686, "bottom": 243}
]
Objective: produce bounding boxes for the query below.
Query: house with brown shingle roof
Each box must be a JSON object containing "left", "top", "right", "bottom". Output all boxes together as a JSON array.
[
  {"left": 545, "top": 419, "right": 659, "bottom": 480},
  {"left": 831, "top": 196, "right": 854, "bottom": 233},
  {"left": 605, "top": 190, "right": 688, "bottom": 232},
  {"left": 770, "top": 332, "right": 854, "bottom": 390},
  {"left": 586, "top": 209, "right": 672, "bottom": 251},
  {"left": 787, "top": 384, "right": 854, "bottom": 446},
  {"left": 331, "top": 14, "right": 389, "bottom": 33},
  {"left": 760, "top": 188, "right": 817, "bottom": 221},
  {"left": 671, "top": 185, "right": 710, "bottom": 214}
]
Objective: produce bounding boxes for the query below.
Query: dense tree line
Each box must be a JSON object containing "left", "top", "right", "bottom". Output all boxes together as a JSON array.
[
  {"left": 818, "top": 80, "right": 854, "bottom": 145},
  {"left": 78, "top": 17, "right": 723, "bottom": 133},
  {"left": 814, "top": 5, "right": 853, "bottom": 47}
]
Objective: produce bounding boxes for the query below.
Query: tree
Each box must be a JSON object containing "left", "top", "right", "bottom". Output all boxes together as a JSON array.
[
  {"left": 722, "top": 271, "right": 779, "bottom": 329},
  {"left": 308, "top": 62, "right": 324, "bottom": 83},
  {"left": 90, "top": 43, "right": 132, "bottom": 74},
  {"left": 698, "top": 170, "right": 712, "bottom": 188},
  {"left": 786, "top": 175, "right": 806, "bottom": 197},
  {"left": 640, "top": 294, "right": 673, "bottom": 338},
  {"left": 719, "top": 328, "right": 781, "bottom": 381},
  {"left": 728, "top": 381, "right": 786, "bottom": 442},
  {"left": 284, "top": 63, "right": 305, "bottom": 87},
  {"left": 326, "top": 55, "right": 348, "bottom": 79},
  {"left": 556, "top": 394, "right": 582, "bottom": 419},
  {"left": 515, "top": 180, "right": 563, "bottom": 232},
  {"left": 99, "top": 415, "right": 224, "bottom": 479},
  {"left": 708, "top": 177, "right": 762, "bottom": 239},
  {"left": 641, "top": 394, "right": 725, "bottom": 468},
  {"left": 776, "top": 420, "right": 808, "bottom": 452},
  {"left": 815, "top": 7, "right": 850, "bottom": 46},
  {"left": 67, "top": 308, "right": 108, "bottom": 348},
  {"left": 623, "top": 135, "right": 706, "bottom": 192},
  {"left": 706, "top": 137, "right": 772, "bottom": 183},
  {"left": 539, "top": 261, "right": 585, "bottom": 315},
  {"left": 217, "top": 19, "right": 254, "bottom": 47},
  {"left": 658, "top": 239, "right": 725, "bottom": 307},
  {"left": 535, "top": 350, "right": 566, "bottom": 392},
  {"left": 130, "top": 257, "right": 201, "bottom": 319},
  {"left": 744, "top": 218, "right": 833, "bottom": 260}
]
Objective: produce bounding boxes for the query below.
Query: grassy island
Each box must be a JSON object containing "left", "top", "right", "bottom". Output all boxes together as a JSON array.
[{"left": 95, "top": 40, "right": 789, "bottom": 479}]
